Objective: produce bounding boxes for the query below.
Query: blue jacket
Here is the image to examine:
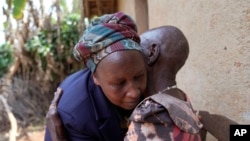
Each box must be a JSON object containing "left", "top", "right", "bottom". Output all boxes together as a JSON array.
[{"left": 44, "top": 69, "right": 123, "bottom": 141}]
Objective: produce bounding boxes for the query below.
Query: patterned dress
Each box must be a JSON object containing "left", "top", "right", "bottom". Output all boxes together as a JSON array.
[{"left": 124, "top": 92, "right": 203, "bottom": 141}]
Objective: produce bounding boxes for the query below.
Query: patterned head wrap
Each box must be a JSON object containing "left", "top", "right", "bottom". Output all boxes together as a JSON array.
[{"left": 73, "top": 12, "right": 142, "bottom": 72}]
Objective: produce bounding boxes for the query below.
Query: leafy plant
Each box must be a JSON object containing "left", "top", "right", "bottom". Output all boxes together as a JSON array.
[
  {"left": 0, "top": 43, "right": 13, "bottom": 77},
  {"left": 0, "top": 0, "right": 85, "bottom": 135},
  {"left": 25, "top": 13, "right": 82, "bottom": 75},
  {"left": 13, "top": 0, "right": 27, "bottom": 20}
]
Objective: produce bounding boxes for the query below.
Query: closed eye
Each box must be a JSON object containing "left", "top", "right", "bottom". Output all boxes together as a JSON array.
[
  {"left": 113, "top": 80, "right": 125, "bottom": 87},
  {"left": 134, "top": 73, "right": 145, "bottom": 81}
]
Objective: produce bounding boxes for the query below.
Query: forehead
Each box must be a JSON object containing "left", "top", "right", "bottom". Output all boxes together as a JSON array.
[{"left": 95, "top": 50, "right": 145, "bottom": 76}]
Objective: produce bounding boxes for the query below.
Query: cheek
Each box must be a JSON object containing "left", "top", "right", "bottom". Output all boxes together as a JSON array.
[
  {"left": 102, "top": 86, "right": 125, "bottom": 104},
  {"left": 140, "top": 75, "right": 147, "bottom": 92}
]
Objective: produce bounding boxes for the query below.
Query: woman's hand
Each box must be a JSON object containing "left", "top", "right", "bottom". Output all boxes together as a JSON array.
[{"left": 46, "top": 88, "right": 68, "bottom": 141}]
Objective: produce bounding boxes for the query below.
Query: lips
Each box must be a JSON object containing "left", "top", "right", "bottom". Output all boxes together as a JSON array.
[{"left": 129, "top": 96, "right": 141, "bottom": 103}]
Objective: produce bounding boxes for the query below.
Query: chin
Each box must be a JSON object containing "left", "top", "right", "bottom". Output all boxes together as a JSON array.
[
  {"left": 123, "top": 103, "right": 139, "bottom": 110},
  {"left": 124, "top": 106, "right": 135, "bottom": 110}
]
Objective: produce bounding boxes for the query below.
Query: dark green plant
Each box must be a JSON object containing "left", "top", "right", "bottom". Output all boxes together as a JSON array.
[
  {"left": 25, "top": 13, "right": 82, "bottom": 77},
  {"left": 0, "top": 43, "right": 13, "bottom": 77}
]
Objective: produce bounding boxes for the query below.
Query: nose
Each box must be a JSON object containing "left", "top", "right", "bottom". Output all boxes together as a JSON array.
[{"left": 126, "top": 82, "right": 141, "bottom": 99}]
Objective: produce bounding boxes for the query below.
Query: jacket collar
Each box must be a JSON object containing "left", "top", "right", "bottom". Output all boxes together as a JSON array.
[
  {"left": 88, "top": 75, "right": 112, "bottom": 120},
  {"left": 88, "top": 74, "right": 123, "bottom": 140}
]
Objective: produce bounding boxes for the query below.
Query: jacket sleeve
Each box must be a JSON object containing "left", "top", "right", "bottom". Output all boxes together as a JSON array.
[{"left": 57, "top": 108, "right": 100, "bottom": 141}]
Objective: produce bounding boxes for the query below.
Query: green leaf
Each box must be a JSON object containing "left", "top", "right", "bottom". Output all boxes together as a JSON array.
[
  {"left": 0, "top": 43, "right": 13, "bottom": 77},
  {"left": 12, "top": 0, "right": 27, "bottom": 20},
  {"left": 13, "top": 8, "right": 23, "bottom": 19}
]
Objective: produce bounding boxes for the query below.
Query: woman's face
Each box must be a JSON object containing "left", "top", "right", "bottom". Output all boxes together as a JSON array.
[{"left": 93, "top": 50, "right": 147, "bottom": 110}]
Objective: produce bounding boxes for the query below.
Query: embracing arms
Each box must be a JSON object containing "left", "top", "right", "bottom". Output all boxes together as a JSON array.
[
  {"left": 45, "top": 89, "right": 238, "bottom": 141},
  {"left": 199, "top": 110, "right": 238, "bottom": 141},
  {"left": 45, "top": 88, "right": 68, "bottom": 141}
]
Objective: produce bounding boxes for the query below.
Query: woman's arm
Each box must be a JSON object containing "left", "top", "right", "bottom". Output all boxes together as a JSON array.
[
  {"left": 45, "top": 88, "right": 68, "bottom": 141},
  {"left": 199, "top": 110, "right": 238, "bottom": 141}
]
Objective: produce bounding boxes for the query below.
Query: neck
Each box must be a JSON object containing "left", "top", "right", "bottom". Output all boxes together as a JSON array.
[{"left": 146, "top": 66, "right": 177, "bottom": 97}]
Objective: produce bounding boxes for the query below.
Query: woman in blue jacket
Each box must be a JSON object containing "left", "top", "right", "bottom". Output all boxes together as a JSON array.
[{"left": 44, "top": 12, "right": 147, "bottom": 141}]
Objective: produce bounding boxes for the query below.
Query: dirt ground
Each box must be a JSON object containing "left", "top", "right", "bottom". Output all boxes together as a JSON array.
[
  {"left": 2, "top": 127, "right": 217, "bottom": 141},
  {"left": 0, "top": 126, "right": 45, "bottom": 141},
  {"left": 17, "top": 130, "right": 45, "bottom": 141}
]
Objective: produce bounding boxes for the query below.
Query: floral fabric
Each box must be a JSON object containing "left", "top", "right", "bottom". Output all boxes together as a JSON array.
[{"left": 124, "top": 92, "right": 203, "bottom": 141}]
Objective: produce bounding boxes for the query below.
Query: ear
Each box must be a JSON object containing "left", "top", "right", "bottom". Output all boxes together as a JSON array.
[
  {"left": 147, "top": 43, "right": 160, "bottom": 65},
  {"left": 92, "top": 74, "right": 100, "bottom": 85}
]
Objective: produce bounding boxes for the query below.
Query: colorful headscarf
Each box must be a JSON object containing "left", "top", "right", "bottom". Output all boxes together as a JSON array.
[{"left": 73, "top": 12, "right": 142, "bottom": 72}]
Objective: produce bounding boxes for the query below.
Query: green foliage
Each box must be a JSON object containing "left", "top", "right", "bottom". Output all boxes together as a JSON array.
[
  {"left": 13, "top": 0, "right": 27, "bottom": 20},
  {"left": 25, "top": 13, "right": 82, "bottom": 73},
  {"left": 60, "top": 0, "right": 69, "bottom": 13},
  {"left": 60, "top": 14, "right": 81, "bottom": 54},
  {"left": 0, "top": 43, "right": 13, "bottom": 77}
]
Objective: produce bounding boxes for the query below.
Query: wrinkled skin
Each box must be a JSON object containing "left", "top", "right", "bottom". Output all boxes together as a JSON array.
[{"left": 93, "top": 50, "right": 147, "bottom": 110}]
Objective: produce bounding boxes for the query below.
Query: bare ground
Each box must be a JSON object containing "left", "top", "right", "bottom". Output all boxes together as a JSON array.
[
  {"left": 0, "top": 126, "right": 45, "bottom": 141},
  {"left": 17, "top": 129, "right": 45, "bottom": 141}
]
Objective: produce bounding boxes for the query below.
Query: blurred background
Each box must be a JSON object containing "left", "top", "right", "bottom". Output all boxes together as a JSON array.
[{"left": 0, "top": 0, "right": 249, "bottom": 141}]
